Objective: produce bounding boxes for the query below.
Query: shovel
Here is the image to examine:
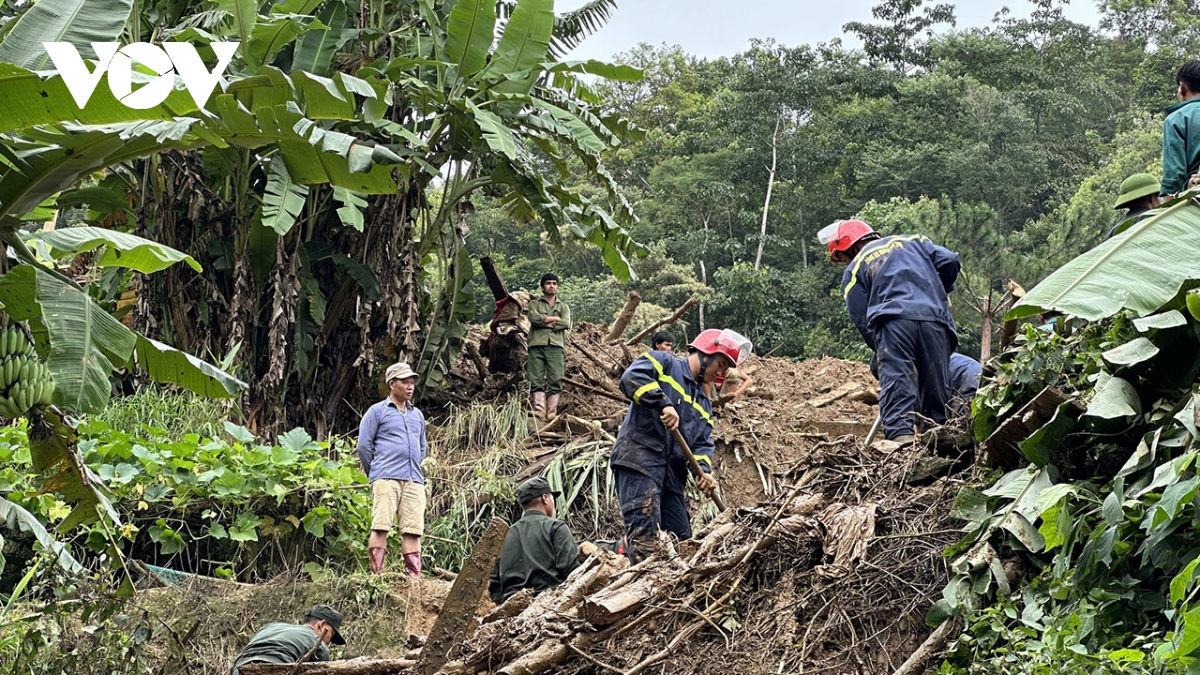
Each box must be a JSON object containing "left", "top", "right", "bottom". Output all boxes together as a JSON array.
[{"left": 668, "top": 426, "right": 728, "bottom": 512}]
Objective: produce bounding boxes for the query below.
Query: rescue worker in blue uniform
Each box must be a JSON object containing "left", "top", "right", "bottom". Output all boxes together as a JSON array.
[
  {"left": 947, "top": 352, "right": 982, "bottom": 417},
  {"left": 611, "top": 329, "right": 752, "bottom": 561},
  {"left": 819, "top": 219, "right": 961, "bottom": 443}
]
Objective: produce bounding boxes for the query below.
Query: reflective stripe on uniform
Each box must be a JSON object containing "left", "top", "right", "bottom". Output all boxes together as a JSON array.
[
  {"left": 632, "top": 381, "right": 659, "bottom": 403},
  {"left": 695, "top": 454, "right": 712, "bottom": 468},
  {"left": 644, "top": 354, "right": 712, "bottom": 426},
  {"left": 842, "top": 234, "right": 926, "bottom": 299}
]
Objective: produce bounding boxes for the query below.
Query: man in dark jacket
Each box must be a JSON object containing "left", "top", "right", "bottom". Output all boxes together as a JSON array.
[
  {"left": 489, "top": 477, "right": 588, "bottom": 604},
  {"left": 231, "top": 605, "right": 345, "bottom": 674},
  {"left": 611, "top": 329, "right": 751, "bottom": 561},
  {"left": 820, "top": 219, "right": 960, "bottom": 444},
  {"left": 1162, "top": 59, "right": 1200, "bottom": 196},
  {"left": 947, "top": 353, "right": 983, "bottom": 417}
]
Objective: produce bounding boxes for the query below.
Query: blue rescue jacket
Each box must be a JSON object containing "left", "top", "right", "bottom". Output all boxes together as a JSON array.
[
  {"left": 611, "top": 350, "right": 715, "bottom": 477},
  {"left": 949, "top": 353, "right": 982, "bottom": 400},
  {"left": 841, "top": 234, "right": 960, "bottom": 350}
]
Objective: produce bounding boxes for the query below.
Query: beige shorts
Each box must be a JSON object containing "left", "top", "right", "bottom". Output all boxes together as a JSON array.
[{"left": 370, "top": 479, "right": 427, "bottom": 535}]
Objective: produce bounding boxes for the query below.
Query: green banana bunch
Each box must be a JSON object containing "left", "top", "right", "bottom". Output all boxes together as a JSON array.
[{"left": 0, "top": 326, "right": 54, "bottom": 419}]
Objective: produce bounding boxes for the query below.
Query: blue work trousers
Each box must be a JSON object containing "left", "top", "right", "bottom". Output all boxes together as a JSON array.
[
  {"left": 875, "top": 319, "right": 954, "bottom": 439},
  {"left": 613, "top": 464, "right": 691, "bottom": 563}
]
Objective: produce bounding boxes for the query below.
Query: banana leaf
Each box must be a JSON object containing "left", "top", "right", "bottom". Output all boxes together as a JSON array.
[
  {"left": 1010, "top": 197, "right": 1200, "bottom": 321},
  {"left": 28, "top": 226, "right": 202, "bottom": 274},
  {"left": 0, "top": 0, "right": 132, "bottom": 69},
  {"left": 0, "top": 498, "right": 84, "bottom": 575},
  {"left": 485, "top": 0, "right": 554, "bottom": 96},
  {"left": 446, "top": 0, "right": 497, "bottom": 78}
]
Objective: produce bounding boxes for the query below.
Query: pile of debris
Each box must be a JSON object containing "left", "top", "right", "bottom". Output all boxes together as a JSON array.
[{"left": 243, "top": 290, "right": 973, "bottom": 675}]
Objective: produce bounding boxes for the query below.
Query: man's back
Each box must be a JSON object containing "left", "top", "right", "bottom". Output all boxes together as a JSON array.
[
  {"left": 231, "top": 623, "right": 328, "bottom": 672},
  {"left": 841, "top": 234, "right": 960, "bottom": 347},
  {"left": 489, "top": 511, "right": 578, "bottom": 603},
  {"left": 1163, "top": 99, "right": 1200, "bottom": 195}
]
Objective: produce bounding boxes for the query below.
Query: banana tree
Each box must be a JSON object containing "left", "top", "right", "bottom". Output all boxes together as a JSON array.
[
  {"left": 98, "top": 0, "right": 646, "bottom": 435},
  {"left": 1010, "top": 192, "right": 1200, "bottom": 322}
]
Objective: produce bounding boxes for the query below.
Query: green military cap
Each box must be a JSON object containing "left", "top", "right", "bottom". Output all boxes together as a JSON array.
[
  {"left": 304, "top": 605, "right": 346, "bottom": 645},
  {"left": 516, "top": 476, "right": 559, "bottom": 505},
  {"left": 1115, "top": 173, "right": 1161, "bottom": 208}
]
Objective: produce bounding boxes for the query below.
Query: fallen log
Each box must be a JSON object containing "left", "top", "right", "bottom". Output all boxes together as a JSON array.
[
  {"left": 605, "top": 291, "right": 641, "bottom": 342},
  {"left": 239, "top": 658, "right": 416, "bottom": 675},
  {"left": 417, "top": 518, "right": 508, "bottom": 675},
  {"left": 891, "top": 617, "right": 962, "bottom": 675},
  {"left": 626, "top": 297, "right": 697, "bottom": 346}
]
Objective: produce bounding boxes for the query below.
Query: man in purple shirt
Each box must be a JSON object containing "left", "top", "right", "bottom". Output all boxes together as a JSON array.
[{"left": 359, "top": 362, "right": 428, "bottom": 577}]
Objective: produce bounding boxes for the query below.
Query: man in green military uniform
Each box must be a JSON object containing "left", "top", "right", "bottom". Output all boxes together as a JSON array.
[
  {"left": 230, "top": 605, "right": 345, "bottom": 674},
  {"left": 527, "top": 273, "right": 572, "bottom": 421},
  {"left": 1109, "top": 173, "right": 1162, "bottom": 238},
  {"left": 489, "top": 477, "right": 593, "bottom": 604}
]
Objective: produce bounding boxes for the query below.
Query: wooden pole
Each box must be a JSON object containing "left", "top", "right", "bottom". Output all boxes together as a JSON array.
[{"left": 669, "top": 427, "right": 727, "bottom": 511}]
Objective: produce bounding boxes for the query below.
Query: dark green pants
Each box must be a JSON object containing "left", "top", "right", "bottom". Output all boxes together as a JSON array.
[{"left": 527, "top": 345, "right": 564, "bottom": 394}]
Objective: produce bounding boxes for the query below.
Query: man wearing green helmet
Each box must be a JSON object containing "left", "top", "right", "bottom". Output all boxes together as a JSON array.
[{"left": 1109, "top": 173, "right": 1162, "bottom": 238}]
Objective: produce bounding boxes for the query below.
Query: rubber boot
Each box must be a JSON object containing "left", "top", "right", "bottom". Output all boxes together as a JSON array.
[
  {"left": 403, "top": 552, "right": 422, "bottom": 578},
  {"left": 369, "top": 546, "right": 387, "bottom": 574},
  {"left": 532, "top": 391, "right": 546, "bottom": 423},
  {"left": 546, "top": 393, "right": 560, "bottom": 419}
]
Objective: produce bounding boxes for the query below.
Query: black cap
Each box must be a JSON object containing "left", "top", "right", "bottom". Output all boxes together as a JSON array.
[
  {"left": 517, "top": 477, "right": 558, "bottom": 505},
  {"left": 305, "top": 605, "right": 345, "bottom": 645}
]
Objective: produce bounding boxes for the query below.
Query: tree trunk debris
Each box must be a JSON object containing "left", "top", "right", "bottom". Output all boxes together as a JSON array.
[
  {"left": 605, "top": 291, "right": 641, "bottom": 342},
  {"left": 626, "top": 297, "right": 698, "bottom": 346},
  {"left": 416, "top": 518, "right": 509, "bottom": 675}
]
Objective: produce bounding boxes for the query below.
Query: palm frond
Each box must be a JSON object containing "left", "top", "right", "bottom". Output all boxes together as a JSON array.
[{"left": 549, "top": 0, "right": 617, "bottom": 57}]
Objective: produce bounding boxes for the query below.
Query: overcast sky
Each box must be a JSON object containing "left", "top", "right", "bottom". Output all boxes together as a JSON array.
[{"left": 559, "top": 0, "right": 1103, "bottom": 62}]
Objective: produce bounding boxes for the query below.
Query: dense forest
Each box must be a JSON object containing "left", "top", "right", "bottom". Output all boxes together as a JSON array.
[{"left": 467, "top": 0, "right": 1199, "bottom": 364}]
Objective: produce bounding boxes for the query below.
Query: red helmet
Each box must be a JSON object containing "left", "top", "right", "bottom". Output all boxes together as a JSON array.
[
  {"left": 818, "top": 219, "right": 876, "bottom": 262},
  {"left": 689, "top": 329, "right": 753, "bottom": 366}
]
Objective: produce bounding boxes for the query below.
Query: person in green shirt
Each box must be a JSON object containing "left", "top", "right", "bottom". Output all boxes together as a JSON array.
[
  {"left": 1109, "top": 173, "right": 1162, "bottom": 238},
  {"left": 1162, "top": 59, "right": 1200, "bottom": 196},
  {"left": 489, "top": 477, "right": 593, "bottom": 604},
  {"left": 527, "top": 273, "right": 572, "bottom": 421},
  {"left": 230, "top": 605, "right": 345, "bottom": 674}
]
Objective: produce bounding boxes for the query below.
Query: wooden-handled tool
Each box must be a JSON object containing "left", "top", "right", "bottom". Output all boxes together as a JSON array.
[{"left": 668, "top": 426, "right": 728, "bottom": 512}]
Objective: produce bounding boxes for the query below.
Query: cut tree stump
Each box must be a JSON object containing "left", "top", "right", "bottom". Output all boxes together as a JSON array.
[
  {"left": 605, "top": 291, "right": 641, "bottom": 343},
  {"left": 416, "top": 518, "right": 509, "bottom": 675}
]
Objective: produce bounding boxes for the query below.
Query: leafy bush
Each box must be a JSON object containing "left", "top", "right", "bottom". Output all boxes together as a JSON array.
[{"left": 939, "top": 308, "right": 1200, "bottom": 673}]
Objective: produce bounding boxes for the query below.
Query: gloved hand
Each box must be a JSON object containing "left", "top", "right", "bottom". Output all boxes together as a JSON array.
[{"left": 579, "top": 541, "right": 598, "bottom": 556}]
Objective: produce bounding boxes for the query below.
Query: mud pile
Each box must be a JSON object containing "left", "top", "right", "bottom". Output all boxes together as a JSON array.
[{"left": 401, "top": 316, "right": 973, "bottom": 675}]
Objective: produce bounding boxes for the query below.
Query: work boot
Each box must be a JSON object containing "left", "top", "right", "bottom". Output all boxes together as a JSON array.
[
  {"left": 403, "top": 552, "right": 422, "bottom": 578},
  {"left": 532, "top": 391, "right": 546, "bottom": 422},
  {"left": 369, "top": 546, "right": 387, "bottom": 574},
  {"left": 891, "top": 435, "right": 917, "bottom": 446},
  {"left": 547, "top": 393, "right": 560, "bottom": 418}
]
